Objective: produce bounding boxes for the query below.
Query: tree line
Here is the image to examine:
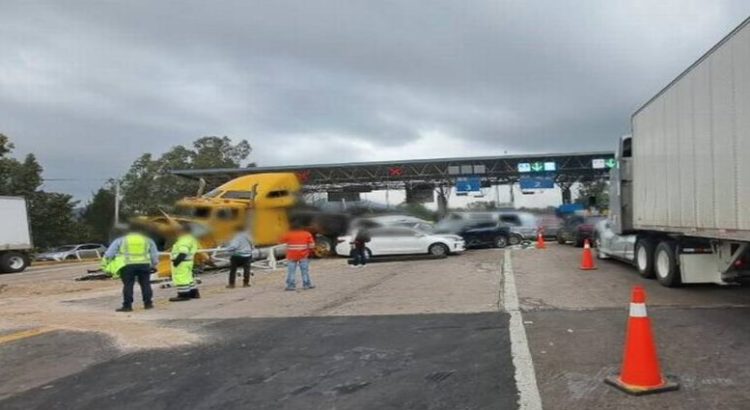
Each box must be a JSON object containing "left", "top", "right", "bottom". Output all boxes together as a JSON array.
[{"left": 0, "top": 133, "right": 252, "bottom": 250}]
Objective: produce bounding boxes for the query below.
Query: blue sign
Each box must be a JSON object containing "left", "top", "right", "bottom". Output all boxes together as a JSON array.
[
  {"left": 456, "top": 176, "right": 482, "bottom": 192},
  {"left": 519, "top": 176, "right": 555, "bottom": 190}
]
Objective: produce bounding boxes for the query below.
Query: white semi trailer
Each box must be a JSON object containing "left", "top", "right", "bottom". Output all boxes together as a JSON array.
[
  {"left": 0, "top": 196, "right": 33, "bottom": 273},
  {"left": 608, "top": 17, "right": 750, "bottom": 287}
]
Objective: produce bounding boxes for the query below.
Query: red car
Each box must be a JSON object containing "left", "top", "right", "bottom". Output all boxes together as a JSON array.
[{"left": 557, "top": 215, "right": 605, "bottom": 247}]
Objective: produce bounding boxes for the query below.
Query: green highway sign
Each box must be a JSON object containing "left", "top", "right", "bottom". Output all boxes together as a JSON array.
[
  {"left": 530, "top": 162, "right": 544, "bottom": 172},
  {"left": 605, "top": 158, "right": 617, "bottom": 168}
]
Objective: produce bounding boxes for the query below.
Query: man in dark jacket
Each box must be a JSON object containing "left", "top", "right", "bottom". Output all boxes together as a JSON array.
[{"left": 350, "top": 229, "right": 370, "bottom": 268}]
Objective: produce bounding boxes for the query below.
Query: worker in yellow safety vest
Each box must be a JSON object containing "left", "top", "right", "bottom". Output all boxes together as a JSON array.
[
  {"left": 100, "top": 255, "right": 125, "bottom": 279},
  {"left": 169, "top": 225, "right": 200, "bottom": 302},
  {"left": 103, "top": 227, "right": 160, "bottom": 312}
]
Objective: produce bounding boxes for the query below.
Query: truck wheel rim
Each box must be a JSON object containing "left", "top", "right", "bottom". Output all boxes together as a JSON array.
[
  {"left": 656, "top": 251, "right": 669, "bottom": 279},
  {"left": 496, "top": 237, "right": 507, "bottom": 247},
  {"left": 637, "top": 247, "right": 647, "bottom": 271},
  {"left": 9, "top": 256, "right": 24, "bottom": 270},
  {"left": 314, "top": 242, "right": 332, "bottom": 257}
]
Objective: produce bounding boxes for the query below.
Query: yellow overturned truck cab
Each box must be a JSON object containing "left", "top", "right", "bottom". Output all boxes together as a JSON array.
[{"left": 134, "top": 172, "right": 301, "bottom": 277}]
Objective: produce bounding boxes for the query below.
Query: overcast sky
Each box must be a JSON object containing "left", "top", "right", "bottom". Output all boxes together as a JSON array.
[{"left": 1, "top": 1, "right": 749, "bottom": 200}]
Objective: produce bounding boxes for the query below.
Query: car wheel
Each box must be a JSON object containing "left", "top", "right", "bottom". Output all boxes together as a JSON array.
[
  {"left": 428, "top": 243, "right": 449, "bottom": 258},
  {"left": 494, "top": 236, "right": 508, "bottom": 248},
  {"left": 508, "top": 234, "right": 522, "bottom": 246},
  {"left": 634, "top": 238, "right": 656, "bottom": 279},
  {"left": 0, "top": 252, "right": 29, "bottom": 273},
  {"left": 655, "top": 241, "right": 681, "bottom": 287},
  {"left": 65, "top": 254, "right": 78, "bottom": 260},
  {"left": 557, "top": 235, "right": 566, "bottom": 245}
]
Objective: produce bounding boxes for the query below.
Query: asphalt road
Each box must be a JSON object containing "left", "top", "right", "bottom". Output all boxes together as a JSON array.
[
  {"left": 513, "top": 244, "right": 750, "bottom": 410},
  {"left": 1, "top": 313, "right": 516, "bottom": 410},
  {"left": 4, "top": 245, "right": 750, "bottom": 409},
  {"left": 0, "top": 251, "right": 517, "bottom": 410}
]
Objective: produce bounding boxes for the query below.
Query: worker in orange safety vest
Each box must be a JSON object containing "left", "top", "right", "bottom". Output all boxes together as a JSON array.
[{"left": 280, "top": 223, "right": 316, "bottom": 291}]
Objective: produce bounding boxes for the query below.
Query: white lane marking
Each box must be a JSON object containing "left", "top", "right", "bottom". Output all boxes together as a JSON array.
[{"left": 503, "top": 249, "right": 543, "bottom": 410}]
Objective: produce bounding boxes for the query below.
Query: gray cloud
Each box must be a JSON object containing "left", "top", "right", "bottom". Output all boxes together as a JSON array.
[{"left": 1, "top": 1, "right": 749, "bottom": 199}]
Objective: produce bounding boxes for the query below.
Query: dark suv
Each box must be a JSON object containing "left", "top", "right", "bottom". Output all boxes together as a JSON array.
[{"left": 455, "top": 221, "right": 521, "bottom": 249}]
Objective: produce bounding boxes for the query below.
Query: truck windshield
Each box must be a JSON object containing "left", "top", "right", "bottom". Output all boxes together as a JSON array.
[{"left": 174, "top": 206, "right": 212, "bottom": 219}]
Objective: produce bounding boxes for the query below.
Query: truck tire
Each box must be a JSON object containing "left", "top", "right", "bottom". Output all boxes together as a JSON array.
[
  {"left": 494, "top": 236, "right": 508, "bottom": 248},
  {"left": 655, "top": 241, "right": 681, "bottom": 287},
  {"left": 634, "top": 238, "right": 656, "bottom": 279},
  {"left": 313, "top": 235, "right": 334, "bottom": 258},
  {"left": 0, "top": 252, "right": 29, "bottom": 273}
]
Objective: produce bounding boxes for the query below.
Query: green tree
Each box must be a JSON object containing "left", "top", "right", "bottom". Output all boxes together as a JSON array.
[
  {"left": 0, "top": 133, "right": 12, "bottom": 157},
  {"left": 0, "top": 134, "right": 84, "bottom": 249},
  {"left": 27, "top": 191, "right": 86, "bottom": 249},
  {"left": 575, "top": 180, "right": 609, "bottom": 210},
  {"left": 120, "top": 136, "right": 252, "bottom": 214},
  {"left": 81, "top": 183, "right": 117, "bottom": 243},
  {"left": 0, "top": 139, "right": 43, "bottom": 196}
]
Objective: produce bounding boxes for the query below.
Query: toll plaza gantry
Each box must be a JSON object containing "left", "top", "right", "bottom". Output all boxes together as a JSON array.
[{"left": 172, "top": 151, "right": 615, "bottom": 210}]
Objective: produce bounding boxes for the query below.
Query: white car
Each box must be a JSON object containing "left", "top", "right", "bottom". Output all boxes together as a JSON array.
[
  {"left": 350, "top": 215, "right": 435, "bottom": 233},
  {"left": 336, "top": 227, "right": 465, "bottom": 258},
  {"left": 36, "top": 243, "right": 107, "bottom": 261}
]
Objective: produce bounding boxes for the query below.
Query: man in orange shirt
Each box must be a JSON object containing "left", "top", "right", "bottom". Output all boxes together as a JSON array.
[{"left": 280, "top": 224, "right": 316, "bottom": 291}]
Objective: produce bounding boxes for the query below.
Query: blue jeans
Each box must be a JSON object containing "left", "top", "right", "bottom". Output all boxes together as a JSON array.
[
  {"left": 286, "top": 259, "right": 311, "bottom": 289},
  {"left": 352, "top": 248, "right": 367, "bottom": 266}
]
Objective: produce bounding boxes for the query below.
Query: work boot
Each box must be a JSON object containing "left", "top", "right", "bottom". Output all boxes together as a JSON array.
[
  {"left": 243, "top": 282, "right": 251, "bottom": 288},
  {"left": 190, "top": 289, "right": 201, "bottom": 299},
  {"left": 226, "top": 284, "right": 235, "bottom": 289},
  {"left": 116, "top": 306, "right": 133, "bottom": 312},
  {"left": 144, "top": 302, "right": 154, "bottom": 310},
  {"left": 169, "top": 293, "right": 191, "bottom": 302},
  {"left": 303, "top": 284, "right": 316, "bottom": 290}
]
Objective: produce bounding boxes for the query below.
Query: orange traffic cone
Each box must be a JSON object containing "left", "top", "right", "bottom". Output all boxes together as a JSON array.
[
  {"left": 579, "top": 239, "right": 596, "bottom": 270},
  {"left": 535, "top": 230, "right": 546, "bottom": 249},
  {"left": 605, "top": 286, "right": 679, "bottom": 395}
]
